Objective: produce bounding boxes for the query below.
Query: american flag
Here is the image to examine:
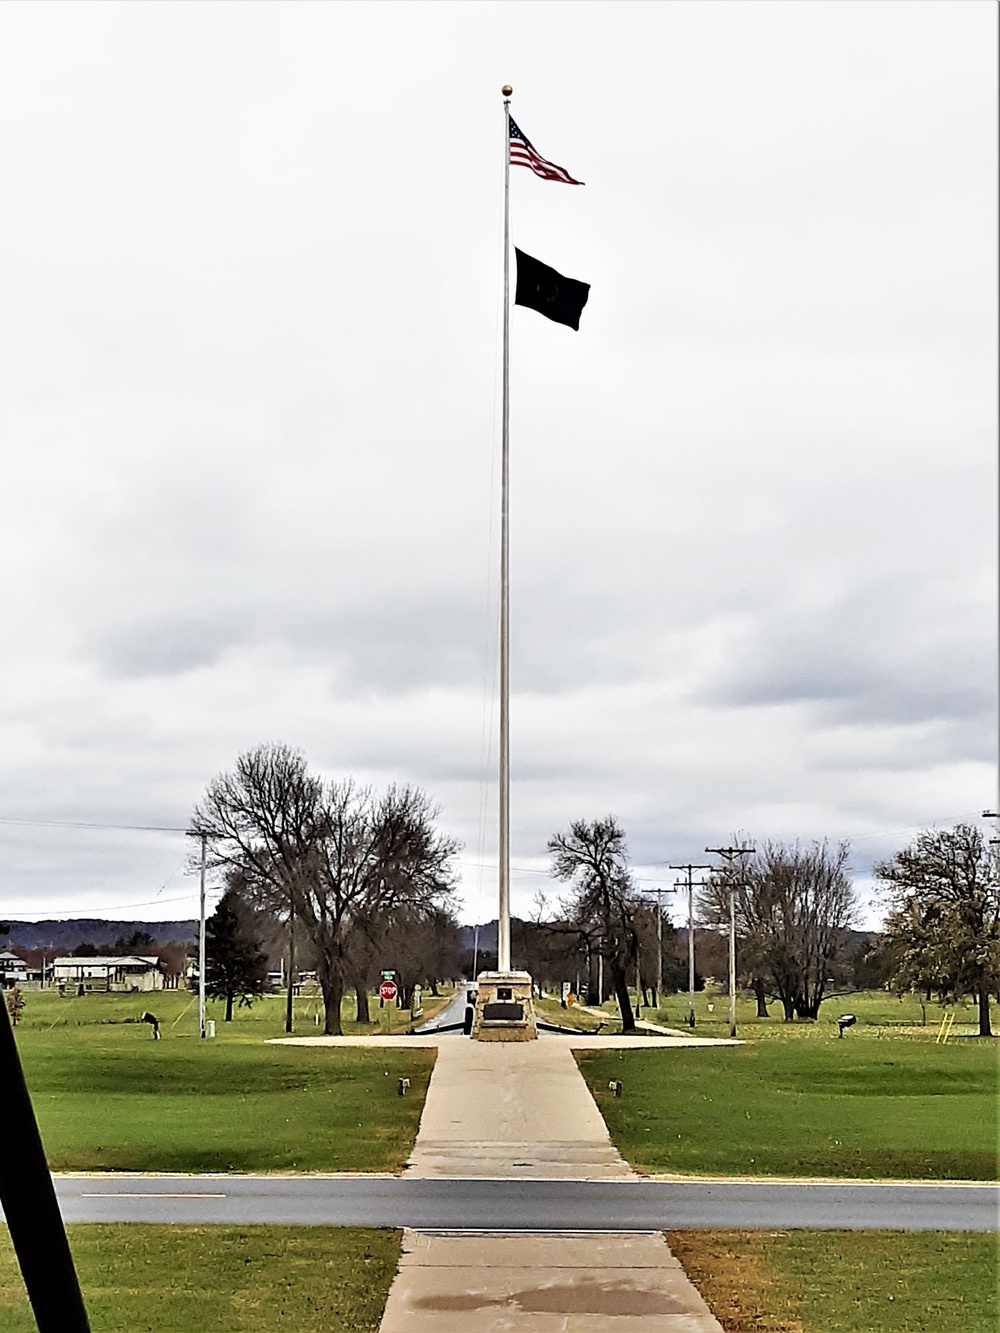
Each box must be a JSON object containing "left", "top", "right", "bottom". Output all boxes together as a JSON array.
[{"left": 509, "top": 115, "right": 583, "bottom": 185}]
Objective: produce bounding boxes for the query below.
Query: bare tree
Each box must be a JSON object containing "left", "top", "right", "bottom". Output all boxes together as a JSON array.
[
  {"left": 191, "top": 743, "right": 323, "bottom": 1033},
  {"left": 699, "top": 840, "right": 856, "bottom": 1020},
  {"left": 192, "top": 745, "right": 458, "bottom": 1035},
  {"left": 378, "top": 904, "right": 461, "bottom": 1010},
  {"left": 300, "top": 781, "right": 458, "bottom": 1033},
  {"left": 548, "top": 816, "right": 639, "bottom": 1031},
  {"left": 876, "top": 823, "right": 999, "bottom": 1038}
]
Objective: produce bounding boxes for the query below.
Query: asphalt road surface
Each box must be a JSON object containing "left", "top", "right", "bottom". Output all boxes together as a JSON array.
[
  {"left": 413, "top": 985, "right": 472, "bottom": 1033},
  {"left": 49, "top": 1176, "right": 998, "bottom": 1231}
]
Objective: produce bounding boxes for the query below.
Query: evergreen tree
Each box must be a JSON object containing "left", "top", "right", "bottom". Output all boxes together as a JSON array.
[{"left": 205, "top": 890, "right": 268, "bottom": 1021}]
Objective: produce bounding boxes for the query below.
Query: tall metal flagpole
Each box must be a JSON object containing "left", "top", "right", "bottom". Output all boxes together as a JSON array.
[{"left": 498, "top": 84, "right": 513, "bottom": 974}]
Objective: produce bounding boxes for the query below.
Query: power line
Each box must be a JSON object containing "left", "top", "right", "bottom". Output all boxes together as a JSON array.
[
  {"left": 457, "top": 857, "right": 672, "bottom": 884},
  {"left": 0, "top": 891, "right": 200, "bottom": 918},
  {"left": 0, "top": 817, "right": 188, "bottom": 833}
]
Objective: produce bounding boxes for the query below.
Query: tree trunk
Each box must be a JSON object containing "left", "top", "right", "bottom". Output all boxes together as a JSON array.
[
  {"left": 225, "top": 992, "right": 234, "bottom": 1022},
  {"left": 285, "top": 914, "right": 295, "bottom": 1035},
  {"left": 322, "top": 969, "right": 345, "bottom": 1036},
  {"left": 781, "top": 996, "right": 795, "bottom": 1021},
  {"left": 978, "top": 988, "right": 993, "bottom": 1037},
  {"left": 354, "top": 984, "right": 370, "bottom": 1025},
  {"left": 613, "top": 973, "right": 635, "bottom": 1032},
  {"left": 753, "top": 977, "right": 769, "bottom": 1018},
  {"left": 430, "top": 979, "right": 440, "bottom": 996}
]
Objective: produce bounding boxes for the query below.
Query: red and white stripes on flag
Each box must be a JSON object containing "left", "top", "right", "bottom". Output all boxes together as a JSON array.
[{"left": 508, "top": 115, "right": 583, "bottom": 185}]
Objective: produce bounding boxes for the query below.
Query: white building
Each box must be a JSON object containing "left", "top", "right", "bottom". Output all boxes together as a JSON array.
[
  {"left": 0, "top": 950, "right": 32, "bottom": 986},
  {"left": 52, "top": 955, "right": 164, "bottom": 992}
]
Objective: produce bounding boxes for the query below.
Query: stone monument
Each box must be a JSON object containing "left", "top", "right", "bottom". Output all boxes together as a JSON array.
[{"left": 472, "top": 970, "right": 537, "bottom": 1041}]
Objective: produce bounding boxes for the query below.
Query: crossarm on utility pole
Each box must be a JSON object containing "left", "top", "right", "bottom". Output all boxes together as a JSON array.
[
  {"left": 669, "top": 864, "right": 712, "bottom": 1028},
  {"left": 704, "top": 847, "right": 755, "bottom": 1038}
]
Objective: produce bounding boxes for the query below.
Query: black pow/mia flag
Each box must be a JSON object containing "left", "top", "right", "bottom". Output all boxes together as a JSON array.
[{"left": 514, "top": 248, "right": 590, "bottom": 331}]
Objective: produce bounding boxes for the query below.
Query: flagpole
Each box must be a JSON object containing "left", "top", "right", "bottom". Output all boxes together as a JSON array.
[{"left": 498, "top": 83, "right": 513, "bottom": 974}]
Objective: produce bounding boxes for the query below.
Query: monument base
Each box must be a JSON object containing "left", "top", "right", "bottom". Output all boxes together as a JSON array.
[{"left": 472, "top": 970, "right": 537, "bottom": 1042}]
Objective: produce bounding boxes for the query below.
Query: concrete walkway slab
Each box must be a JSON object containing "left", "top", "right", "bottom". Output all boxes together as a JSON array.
[
  {"left": 378, "top": 1229, "right": 723, "bottom": 1332},
  {"left": 376, "top": 1032, "right": 724, "bottom": 1330},
  {"left": 406, "top": 1038, "right": 632, "bottom": 1179},
  {"left": 271, "top": 1033, "right": 738, "bottom": 1050}
]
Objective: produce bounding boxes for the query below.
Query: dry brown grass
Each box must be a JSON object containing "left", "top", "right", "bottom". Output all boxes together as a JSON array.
[{"left": 667, "top": 1231, "right": 804, "bottom": 1333}]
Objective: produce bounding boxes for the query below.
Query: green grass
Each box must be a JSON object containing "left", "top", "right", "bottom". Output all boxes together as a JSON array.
[
  {"left": 13, "top": 990, "right": 435, "bottom": 1172},
  {"left": 534, "top": 995, "right": 609, "bottom": 1031},
  {"left": 20, "top": 983, "right": 442, "bottom": 1039},
  {"left": 0, "top": 1225, "right": 400, "bottom": 1332},
  {"left": 577, "top": 993, "right": 999, "bottom": 1179},
  {"left": 669, "top": 1230, "right": 1000, "bottom": 1332},
  {"left": 583, "top": 985, "right": 988, "bottom": 1040}
]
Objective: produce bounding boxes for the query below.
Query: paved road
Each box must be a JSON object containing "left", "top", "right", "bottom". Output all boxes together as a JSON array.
[
  {"left": 413, "top": 985, "right": 471, "bottom": 1033},
  {"left": 49, "top": 1175, "right": 998, "bottom": 1231}
]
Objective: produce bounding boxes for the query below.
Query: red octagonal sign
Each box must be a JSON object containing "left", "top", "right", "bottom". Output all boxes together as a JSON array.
[{"left": 379, "top": 980, "right": 397, "bottom": 1003}]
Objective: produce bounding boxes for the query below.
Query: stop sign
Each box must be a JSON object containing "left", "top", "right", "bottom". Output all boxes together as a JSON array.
[{"left": 379, "top": 980, "right": 397, "bottom": 1003}]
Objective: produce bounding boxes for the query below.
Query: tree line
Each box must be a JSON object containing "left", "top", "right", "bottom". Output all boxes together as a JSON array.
[
  {"left": 538, "top": 817, "right": 998, "bottom": 1036},
  {"left": 192, "top": 744, "right": 999, "bottom": 1038}
]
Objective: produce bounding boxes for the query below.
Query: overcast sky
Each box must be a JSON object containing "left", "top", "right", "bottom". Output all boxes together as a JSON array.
[{"left": 0, "top": 1, "right": 995, "bottom": 932}]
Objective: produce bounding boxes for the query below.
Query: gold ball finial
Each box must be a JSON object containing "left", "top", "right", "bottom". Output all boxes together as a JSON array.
[{"left": 502, "top": 85, "right": 513, "bottom": 97}]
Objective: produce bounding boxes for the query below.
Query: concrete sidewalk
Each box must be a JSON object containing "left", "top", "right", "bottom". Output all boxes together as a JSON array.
[
  {"left": 378, "top": 1035, "right": 725, "bottom": 1332},
  {"left": 405, "top": 1037, "right": 633, "bottom": 1179},
  {"left": 379, "top": 1230, "right": 724, "bottom": 1332}
]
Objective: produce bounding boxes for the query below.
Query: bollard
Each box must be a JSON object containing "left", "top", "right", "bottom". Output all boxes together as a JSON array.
[
  {"left": 608, "top": 1080, "right": 623, "bottom": 1097},
  {"left": 398, "top": 1077, "right": 411, "bottom": 1096}
]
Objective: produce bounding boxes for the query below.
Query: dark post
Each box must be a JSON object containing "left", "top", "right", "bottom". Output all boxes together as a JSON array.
[
  {"left": 0, "top": 993, "right": 91, "bottom": 1331},
  {"left": 285, "top": 903, "right": 295, "bottom": 1035}
]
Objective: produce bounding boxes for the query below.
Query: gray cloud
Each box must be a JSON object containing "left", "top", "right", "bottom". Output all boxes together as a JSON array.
[{"left": 0, "top": 2, "right": 993, "bottom": 930}]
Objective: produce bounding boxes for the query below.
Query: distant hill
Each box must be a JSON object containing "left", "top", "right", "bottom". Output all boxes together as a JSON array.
[
  {"left": 1, "top": 919, "right": 198, "bottom": 951},
  {"left": 458, "top": 921, "right": 498, "bottom": 952}
]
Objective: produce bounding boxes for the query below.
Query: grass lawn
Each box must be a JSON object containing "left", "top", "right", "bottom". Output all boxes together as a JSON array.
[
  {"left": 534, "top": 995, "right": 609, "bottom": 1031},
  {"left": 571, "top": 986, "right": 988, "bottom": 1040},
  {"left": 13, "top": 989, "right": 435, "bottom": 1172},
  {"left": 576, "top": 992, "right": 999, "bottom": 1179},
  {"left": 668, "top": 1230, "right": 999, "bottom": 1333},
  {"left": 0, "top": 1225, "right": 400, "bottom": 1332}
]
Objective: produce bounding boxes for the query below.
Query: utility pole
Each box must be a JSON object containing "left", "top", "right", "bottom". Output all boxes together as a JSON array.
[
  {"left": 636, "top": 884, "right": 677, "bottom": 1009},
  {"left": 669, "top": 864, "right": 711, "bottom": 1028},
  {"left": 197, "top": 832, "right": 207, "bottom": 1039},
  {"left": 185, "top": 829, "right": 210, "bottom": 1037},
  {"left": 705, "top": 846, "right": 754, "bottom": 1038}
]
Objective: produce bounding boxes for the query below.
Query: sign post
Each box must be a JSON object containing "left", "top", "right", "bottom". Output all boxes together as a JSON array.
[{"left": 379, "top": 979, "right": 397, "bottom": 1037}]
